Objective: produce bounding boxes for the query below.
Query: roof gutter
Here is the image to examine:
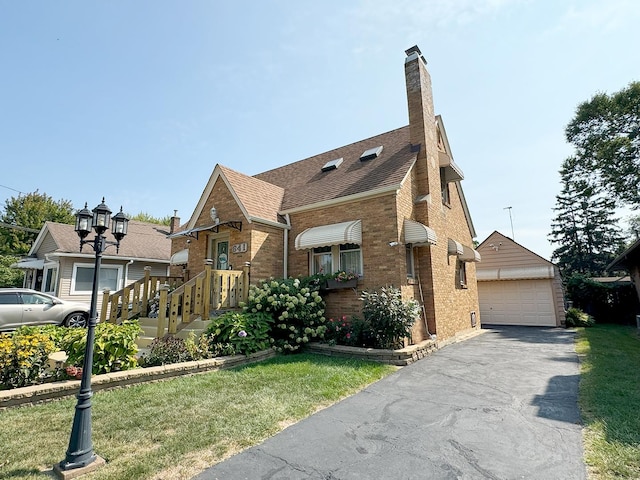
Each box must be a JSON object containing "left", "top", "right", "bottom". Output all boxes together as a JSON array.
[
  {"left": 51, "top": 252, "right": 171, "bottom": 264},
  {"left": 279, "top": 183, "right": 402, "bottom": 215}
]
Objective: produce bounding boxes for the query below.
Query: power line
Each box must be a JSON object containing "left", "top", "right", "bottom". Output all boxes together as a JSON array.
[
  {"left": 0, "top": 221, "right": 40, "bottom": 233},
  {"left": 0, "top": 184, "right": 25, "bottom": 195}
]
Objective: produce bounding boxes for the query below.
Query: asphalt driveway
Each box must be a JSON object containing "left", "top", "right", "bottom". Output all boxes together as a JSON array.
[{"left": 194, "top": 326, "right": 586, "bottom": 479}]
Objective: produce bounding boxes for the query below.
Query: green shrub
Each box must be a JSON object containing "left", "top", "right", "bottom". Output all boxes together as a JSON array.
[
  {"left": 59, "top": 320, "right": 141, "bottom": 374},
  {"left": 140, "top": 336, "right": 192, "bottom": 366},
  {"left": 360, "top": 286, "right": 420, "bottom": 349},
  {"left": 0, "top": 330, "right": 57, "bottom": 389},
  {"left": 565, "top": 307, "right": 595, "bottom": 327},
  {"left": 205, "top": 311, "right": 273, "bottom": 355},
  {"left": 242, "top": 277, "right": 327, "bottom": 353}
]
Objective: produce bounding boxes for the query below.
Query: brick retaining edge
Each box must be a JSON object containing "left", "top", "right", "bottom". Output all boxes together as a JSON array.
[{"left": 304, "top": 327, "right": 485, "bottom": 366}]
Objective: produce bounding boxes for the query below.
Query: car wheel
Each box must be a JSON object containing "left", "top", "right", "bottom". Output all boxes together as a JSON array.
[{"left": 65, "top": 312, "right": 88, "bottom": 328}]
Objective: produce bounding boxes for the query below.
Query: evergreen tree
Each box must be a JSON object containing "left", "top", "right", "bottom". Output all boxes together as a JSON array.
[
  {"left": 549, "top": 158, "right": 625, "bottom": 276},
  {"left": 0, "top": 191, "right": 75, "bottom": 255}
]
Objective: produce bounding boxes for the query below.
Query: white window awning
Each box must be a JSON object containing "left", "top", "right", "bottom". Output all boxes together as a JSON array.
[
  {"left": 460, "top": 245, "right": 481, "bottom": 262},
  {"left": 448, "top": 240, "right": 481, "bottom": 262},
  {"left": 447, "top": 238, "right": 463, "bottom": 256},
  {"left": 170, "top": 249, "right": 189, "bottom": 265},
  {"left": 11, "top": 259, "right": 45, "bottom": 270},
  {"left": 295, "top": 220, "right": 362, "bottom": 250},
  {"left": 477, "top": 266, "right": 554, "bottom": 281},
  {"left": 438, "top": 151, "right": 464, "bottom": 182},
  {"left": 404, "top": 219, "right": 437, "bottom": 246}
]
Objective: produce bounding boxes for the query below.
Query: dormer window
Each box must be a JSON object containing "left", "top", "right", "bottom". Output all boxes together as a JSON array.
[{"left": 360, "top": 145, "right": 383, "bottom": 161}]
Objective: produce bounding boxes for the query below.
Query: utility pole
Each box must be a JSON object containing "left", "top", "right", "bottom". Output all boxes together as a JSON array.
[{"left": 504, "top": 206, "right": 514, "bottom": 240}]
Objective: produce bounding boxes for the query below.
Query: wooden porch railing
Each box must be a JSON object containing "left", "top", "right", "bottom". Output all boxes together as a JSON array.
[
  {"left": 156, "top": 263, "right": 250, "bottom": 337},
  {"left": 100, "top": 269, "right": 184, "bottom": 323}
]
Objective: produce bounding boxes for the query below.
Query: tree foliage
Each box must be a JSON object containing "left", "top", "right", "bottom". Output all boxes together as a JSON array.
[
  {"left": 549, "top": 158, "right": 625, "bottom": 276},
  {"left": 566, "top": 81, "right": 640, "bottom": 206},
  {"left": 0, "top": 191, "right": 75, "bottom": 255},
  {"left": 127, "top": 212, "right": 171, "bottom": 225},
  {"left": 0, "top": 254, "right": 24, "bottom": 287}
]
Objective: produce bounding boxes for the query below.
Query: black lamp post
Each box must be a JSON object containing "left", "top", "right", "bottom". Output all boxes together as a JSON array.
[{"left": 56, "top": 198, "right": 128, "bottom": 475}]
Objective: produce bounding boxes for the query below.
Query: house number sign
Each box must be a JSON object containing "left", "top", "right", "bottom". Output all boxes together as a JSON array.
[{"left": 232, "top": 242, "right": 248, "bottom": 254}]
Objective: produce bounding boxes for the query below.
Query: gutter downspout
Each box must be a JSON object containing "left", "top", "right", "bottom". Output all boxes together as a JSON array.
[
  {"left": 124, "top": 260, "right": 134, "bottom": 289},
  {"left": 284, "top": 214, "right": 291, "bottom": 278}
]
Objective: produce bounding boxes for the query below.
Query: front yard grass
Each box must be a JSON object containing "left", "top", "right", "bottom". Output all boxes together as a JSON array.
[
  {"left": 0, "top": 353, "right": 395, "bottom": 480},
  {"left": 576, "top": 324, "right": 640, "bottom": 479}
]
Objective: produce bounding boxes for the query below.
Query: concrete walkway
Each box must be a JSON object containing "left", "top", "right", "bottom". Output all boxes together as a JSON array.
[{"left": 194, "top": 326, "right": 586, "bottom": 479}]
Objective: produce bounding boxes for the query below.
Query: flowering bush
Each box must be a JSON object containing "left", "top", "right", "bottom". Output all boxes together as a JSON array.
[
  {"left": 0, "top": 330, "right": 57, "bottom": 389},
  {"left": 205, "top": 311, "right": 273, "bottom": 355},
  {"left": 242, "top": 277, "right": 327, "bottom": 353},
  {"left": 360, "top": 286, "right": 420, "bottom": 349},
  {"left": 324, "top": 316, "right": 352, "bottom": 346}
]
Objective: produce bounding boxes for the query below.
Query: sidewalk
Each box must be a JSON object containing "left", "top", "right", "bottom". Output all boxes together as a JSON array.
[{"left": 194, "top": 326, "right": 586, "bottom": 479}]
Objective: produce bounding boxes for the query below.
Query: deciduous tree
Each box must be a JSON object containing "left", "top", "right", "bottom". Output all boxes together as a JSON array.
[
  {"left": 0, "top": 191, "right": 75, "bottom": 255},
  {"left": 565, "top": 81, "right": 640, "bottom": 206}
]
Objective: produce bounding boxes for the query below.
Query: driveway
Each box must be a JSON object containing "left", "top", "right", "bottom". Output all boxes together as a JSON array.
[{"left": 194, "top": 326, "right": 586, "bottom": 479}]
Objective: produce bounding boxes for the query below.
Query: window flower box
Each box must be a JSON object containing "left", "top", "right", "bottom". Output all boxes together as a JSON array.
[{"left": 326, "top": 278, "right": 358, "bottom": 290}]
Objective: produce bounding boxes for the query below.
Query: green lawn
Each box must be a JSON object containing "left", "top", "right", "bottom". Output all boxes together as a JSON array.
[
  {"left": 576, "top": 324, "right": 640, "bottom": 479},
  {"left": 0, "top": 354, "right": 395, "bottom": 480}
]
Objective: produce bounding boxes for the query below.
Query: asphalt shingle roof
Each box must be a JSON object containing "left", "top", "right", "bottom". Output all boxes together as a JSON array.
[
  {"left": 254, "top": 126, "right": 416, "bottom": 212},
  {"left": 44, "top": 221, "right": 171, "bottom": 260}
]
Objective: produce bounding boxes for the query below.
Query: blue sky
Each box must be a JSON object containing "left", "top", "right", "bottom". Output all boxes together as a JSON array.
[{"left": 1, "top": 0, "right": 639, "bottom": 260}]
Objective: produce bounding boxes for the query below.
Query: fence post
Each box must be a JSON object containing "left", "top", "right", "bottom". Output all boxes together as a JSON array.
[
  {"left": 203, "top": 259, "right": 213, "bottom": 320},
  {"left": 157, "top": 284, "right": 170, "bottom": 338},
  {"left": 100, "top": 289, "right": 111, "bottom": 323},
  {"left": 142, "top": 266, "right": 152, "bottom": 316},
  {"left": 242, "top": 262, "right": 251, "bottom": 304}
]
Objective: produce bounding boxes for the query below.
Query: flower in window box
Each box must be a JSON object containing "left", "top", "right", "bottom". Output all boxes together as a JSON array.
[{"left": 333, "top": 271, "right": 359, "bottom": 282}]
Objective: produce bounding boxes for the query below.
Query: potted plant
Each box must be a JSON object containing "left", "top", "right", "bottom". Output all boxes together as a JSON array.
[{"left": 326, "top": 271, "right": 359, "bottom": 290}]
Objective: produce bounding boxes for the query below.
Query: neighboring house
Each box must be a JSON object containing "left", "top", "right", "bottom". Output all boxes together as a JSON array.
[
  {"left": 476, "top": 231, "right": 565, "bottom": 327},
  {"left": 608, "top": 237, "right": 640, "bottom": 304},
  {"left": 12, "top": 221, "right": 171, "bottom": 311},
  {"left": 169, "top": 46, "right": 481, "bottom": 344}
]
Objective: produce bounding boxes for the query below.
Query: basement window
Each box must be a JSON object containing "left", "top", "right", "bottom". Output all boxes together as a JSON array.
[{"left": 360, "top": 145, "right": 383, "bottom": 161}]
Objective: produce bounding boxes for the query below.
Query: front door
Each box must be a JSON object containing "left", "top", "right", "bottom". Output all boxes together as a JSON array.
[{"left": 215, "top": 240, "right": 229, "bottom": 270}]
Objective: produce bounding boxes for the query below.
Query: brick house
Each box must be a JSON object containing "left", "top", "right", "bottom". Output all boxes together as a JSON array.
[{"left": 170, "top": 46, "right": 481, "bottom": 344}]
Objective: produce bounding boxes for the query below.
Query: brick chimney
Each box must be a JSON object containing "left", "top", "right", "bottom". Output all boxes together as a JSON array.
[
  {"left": 404, "top": 45, "right": 436, "bottom": 157},
  {"left": 169, "top": 210, "right": 181, "bottom": 234}
]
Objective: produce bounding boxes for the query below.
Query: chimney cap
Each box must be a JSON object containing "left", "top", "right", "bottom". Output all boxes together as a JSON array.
[{"left": 405, "top": 45, "right": 422, "bottom": 56}]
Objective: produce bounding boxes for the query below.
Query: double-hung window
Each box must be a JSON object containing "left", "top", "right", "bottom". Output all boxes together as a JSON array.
[
  {"left": 71, "top": 263, "right": 122, "bottom": 294},
  {"left": 311, "top": 243, "right": 362, "bottom": 276}
]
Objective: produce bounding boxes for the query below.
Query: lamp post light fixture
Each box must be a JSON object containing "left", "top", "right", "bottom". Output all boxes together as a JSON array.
[{"left": 55, "top": 198, "right": 128, "bottom": 477}]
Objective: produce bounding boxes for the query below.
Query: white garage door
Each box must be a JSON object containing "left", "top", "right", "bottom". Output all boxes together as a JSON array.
[{"left": 478, "top": 279, "right": 556, "bottom": 326}]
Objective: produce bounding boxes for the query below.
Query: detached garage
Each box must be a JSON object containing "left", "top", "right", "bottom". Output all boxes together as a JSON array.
[{"left": 476, "top": 232, "right": 565, "bottom": 327}]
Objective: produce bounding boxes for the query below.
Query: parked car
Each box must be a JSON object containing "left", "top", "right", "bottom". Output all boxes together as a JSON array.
[{"left": 0, "top": 288, "right": 90, "bottom": 331}]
